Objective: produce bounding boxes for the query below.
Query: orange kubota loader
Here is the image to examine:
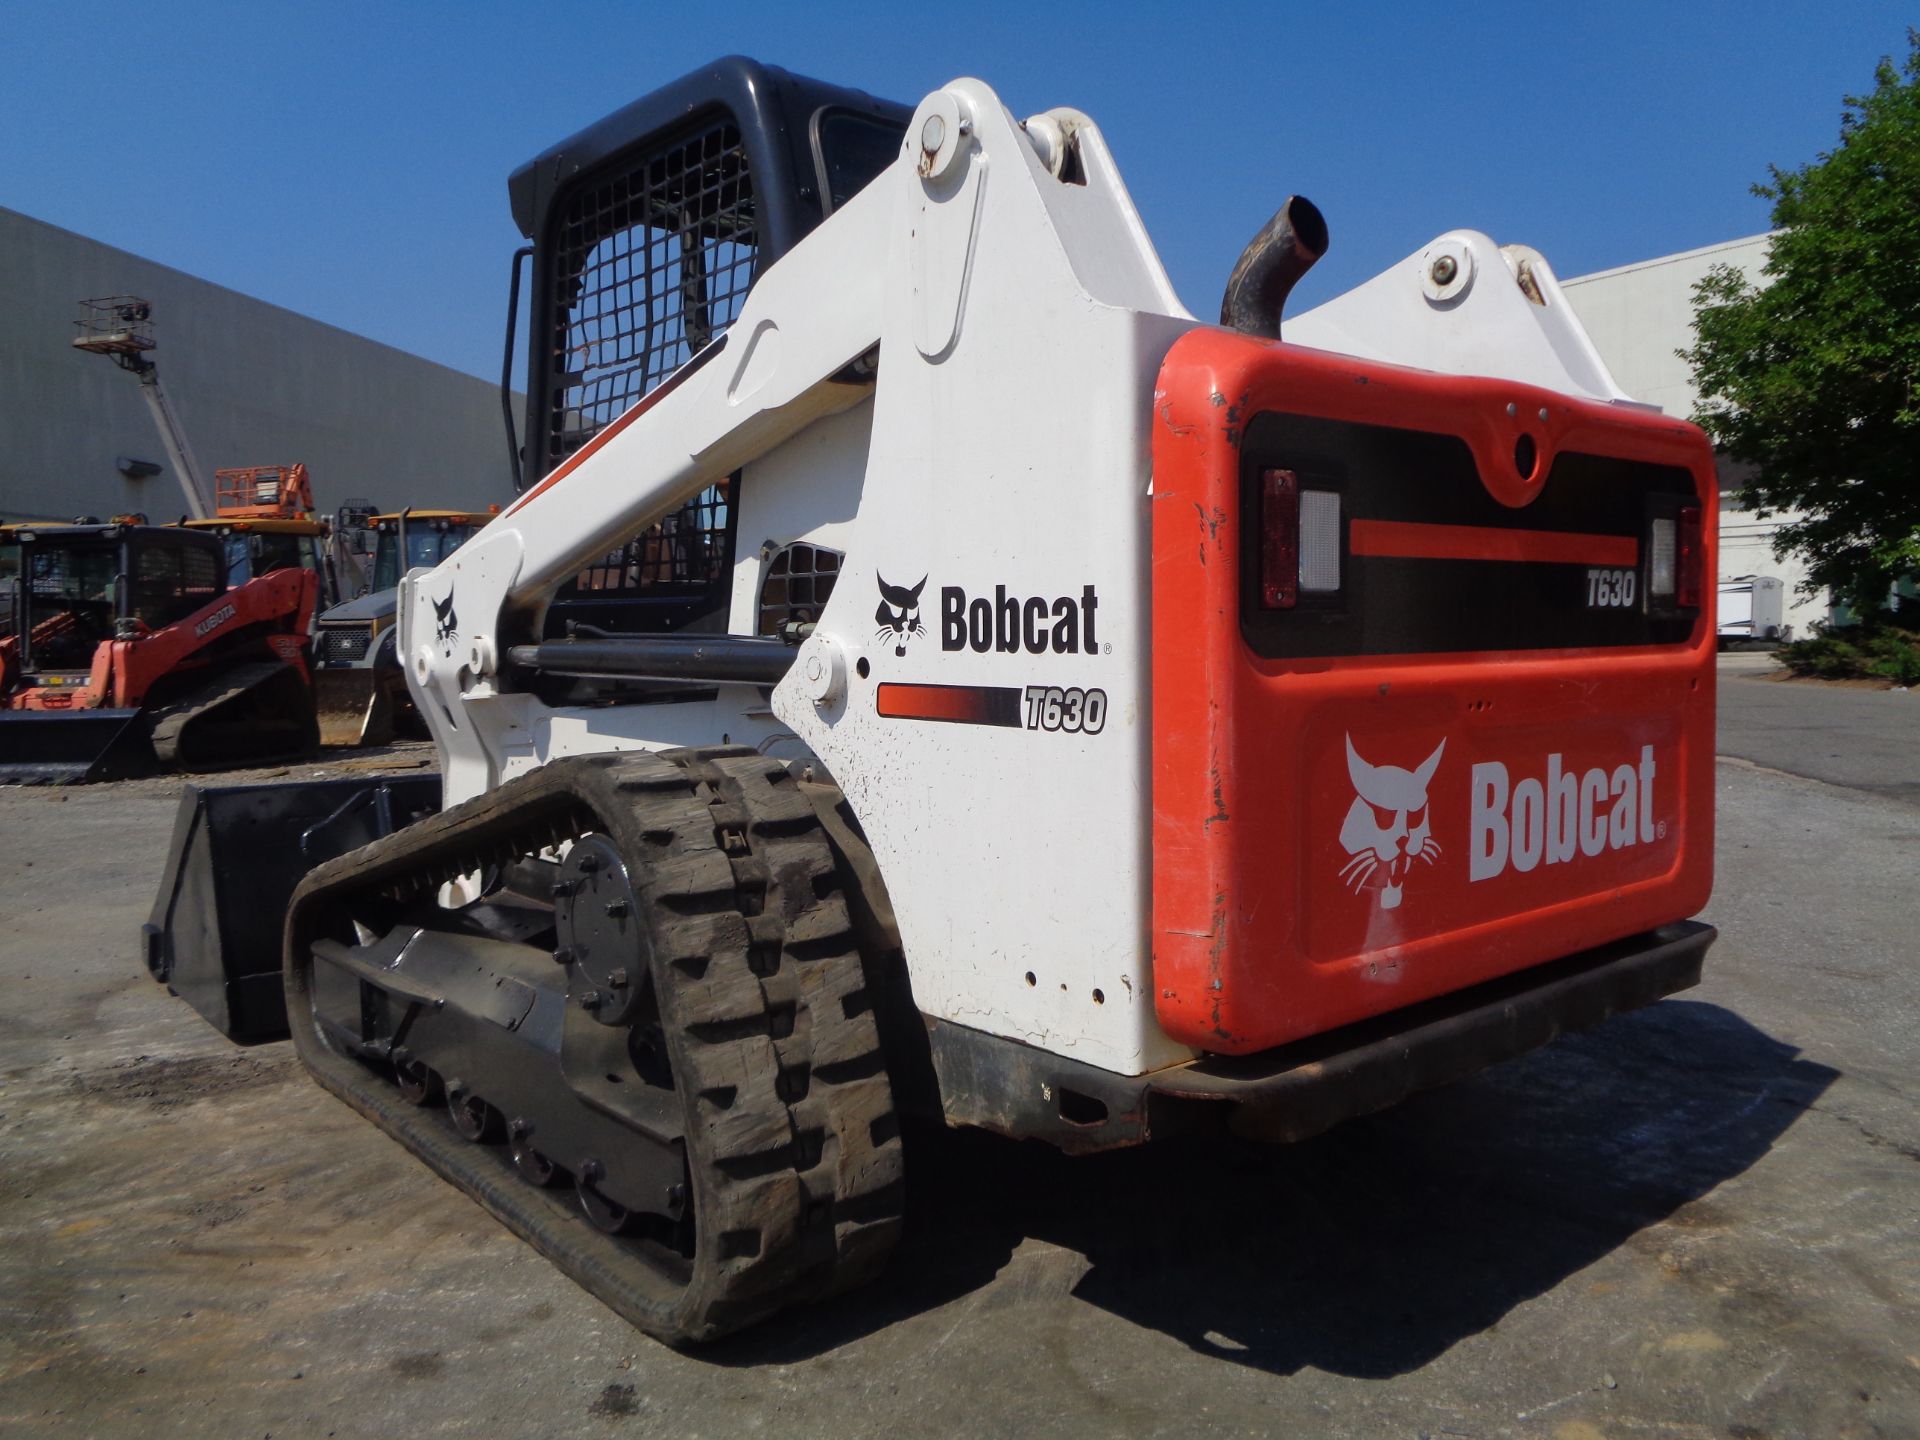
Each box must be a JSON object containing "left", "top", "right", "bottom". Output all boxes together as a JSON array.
[{"left": 0, "top": 517, "right": 319, "bottom": 783}]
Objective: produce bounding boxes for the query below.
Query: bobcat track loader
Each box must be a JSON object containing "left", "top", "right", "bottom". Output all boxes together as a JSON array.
[{"left": 145, "top": 58, "right": 1717, "bottom": 1344}]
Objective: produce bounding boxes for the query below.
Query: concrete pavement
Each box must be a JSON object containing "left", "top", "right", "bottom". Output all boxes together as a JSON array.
[
  {"left": 0, "top": 676, "right": 1914, "bottom": 1438},
  {"left": 1717, "top": 651, "right": 1919, "bottom": 805}
]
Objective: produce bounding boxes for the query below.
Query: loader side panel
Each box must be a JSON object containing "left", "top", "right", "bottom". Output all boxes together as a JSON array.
[{"left": 1150, "top": 330, "right": 1716, "bottom": 1054}]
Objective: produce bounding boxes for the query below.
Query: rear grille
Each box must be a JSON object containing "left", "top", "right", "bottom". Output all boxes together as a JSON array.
[
  {"left": 756, "top": 542, "right": 842, "bottom": 636},
  {"left": 1239, "top": 412, "right": 1699, "bottom": 657},
  {"left": 322, "top": 625, "right": 373, "bottom": 663}
]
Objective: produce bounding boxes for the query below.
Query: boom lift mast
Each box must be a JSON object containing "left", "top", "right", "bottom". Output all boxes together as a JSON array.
[{"left": 72, "top": 297, "right": 214, "bottom": 521}]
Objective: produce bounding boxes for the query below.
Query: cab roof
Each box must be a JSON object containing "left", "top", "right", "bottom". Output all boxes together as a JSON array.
[
  {"left": 371, "top": 510, "right": 497, "bottom": 525},
  {"left": 181, "top": 517, "right": 326, "bottom": 534}
]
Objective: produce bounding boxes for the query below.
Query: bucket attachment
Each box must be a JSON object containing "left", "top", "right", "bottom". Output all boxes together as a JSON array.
[
  {"left": 313, "top": 668, "right": 396, "bottom": 748},
  {"left": 142, "top": 772, "right": 440, "bottom": 1040},
  {"left": 0, "top": 708, "right": 156, "bottom": 785}
]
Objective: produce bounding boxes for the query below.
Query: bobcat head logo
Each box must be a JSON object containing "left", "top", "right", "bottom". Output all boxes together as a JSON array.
[
  {"left": 1338, "top": 734, "right": 1445, "bottom": 911},
  {"left": 432, "top": 589, "right": 458, "bottom": 652},
  {"left": 874, "top": 573, "right": 927, "bottom": 657}
]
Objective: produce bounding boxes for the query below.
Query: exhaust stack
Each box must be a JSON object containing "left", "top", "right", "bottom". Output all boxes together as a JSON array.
[{"left": 1220, "top": 196, "right": 1329, "bottom": 340}]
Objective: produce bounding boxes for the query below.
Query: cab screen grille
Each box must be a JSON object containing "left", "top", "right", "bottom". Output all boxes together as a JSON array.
[{"left": 544, "top": 116, "right": 758, "bottom": 469}]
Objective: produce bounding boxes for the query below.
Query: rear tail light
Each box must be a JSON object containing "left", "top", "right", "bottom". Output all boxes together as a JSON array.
[
  {"left": 1298, "top": 490, "right": 1342, "bottom": 593},
  {"left": 1260, "top": 468, "right": 1342, "bottom": 609},
  {"left": 1676, "top": 504, "right": 1703, "bottom": 609},
  {"left": 1648, "top": 517, "right": 1677, "bottom": 597}
]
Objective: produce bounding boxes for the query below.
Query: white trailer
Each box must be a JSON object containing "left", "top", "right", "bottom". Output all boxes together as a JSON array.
[{"left": 1719, "top": 575, "right": 1787, "bottom": 642}]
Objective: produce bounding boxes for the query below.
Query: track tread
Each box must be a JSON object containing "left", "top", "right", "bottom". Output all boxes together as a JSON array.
[
  {"left": 285, "top": 746, "right": 903, "bottom": 1344},
  {"left": 149, "top": 659, "right": 318, "bottom": 770}
]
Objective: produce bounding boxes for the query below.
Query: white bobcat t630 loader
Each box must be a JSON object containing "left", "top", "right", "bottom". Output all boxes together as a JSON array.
[{"left": 142, "top": 58, "right": 1717, "bottom": 1343}]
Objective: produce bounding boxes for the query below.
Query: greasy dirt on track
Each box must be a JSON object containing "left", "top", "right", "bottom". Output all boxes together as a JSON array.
[{"left": 1, "top": 750, "right": 1917, "bottom": 1438}]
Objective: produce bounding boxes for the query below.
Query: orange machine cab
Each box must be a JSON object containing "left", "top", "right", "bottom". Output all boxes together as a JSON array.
[{"left": 1151, "top": 329, "right": 1716, "bottom": 1055}]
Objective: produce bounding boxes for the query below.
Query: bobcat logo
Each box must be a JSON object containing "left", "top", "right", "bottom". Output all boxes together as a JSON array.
[
  {"left": 874, "top": 573, "right": 927, "bottom": 657},
  {"left": 1338, "top": 734, "right": 1445, "bottom": 911},
  {"left": 432, "top": 589, "right": 458, "bottom": 653}
]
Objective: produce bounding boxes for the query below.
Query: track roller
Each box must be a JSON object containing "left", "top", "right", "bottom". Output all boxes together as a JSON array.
[
  {"left": 509, "top": 1121, "right": 561, "bottom": 1187},
  {"left": 447, "top": 1084, "right": 505, "bottom": 1143},
  {"left": 578, "top": 1167, "right": 639, "bottom": 1235},
  {"left": 394, "top": 1056, "right": 441, "bottom": 1106}
]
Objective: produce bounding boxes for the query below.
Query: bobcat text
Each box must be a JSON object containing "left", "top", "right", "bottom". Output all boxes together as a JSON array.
[{"left": 1469, "top": 745, "right": 1660, "bottom": 881}]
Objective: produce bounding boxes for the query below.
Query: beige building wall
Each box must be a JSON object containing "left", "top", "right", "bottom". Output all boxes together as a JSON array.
[
  {"left": 0, "top": 207, "right": 519, "bottom": 525},
  {"left": 1562, "top": 233, "right": 1831, "bottom": 639}
]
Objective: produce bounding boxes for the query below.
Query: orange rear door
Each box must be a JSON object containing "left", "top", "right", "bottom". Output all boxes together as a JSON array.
[{"left": 1151, "top": 330, "right": 1716, "bottom": 1055}]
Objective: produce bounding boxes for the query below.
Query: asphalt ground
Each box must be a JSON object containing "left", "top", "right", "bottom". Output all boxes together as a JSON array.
[
  {"left": 0, "top": 660, "right": 1914, "bottom": 1438},
  {"left": 1715, "top": 652, "right": 1920, "bottom": 806}
]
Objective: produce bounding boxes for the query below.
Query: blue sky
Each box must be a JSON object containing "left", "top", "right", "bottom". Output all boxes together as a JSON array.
[{"left": 3, "top": 2, "right": 1911, "bottom": 385}]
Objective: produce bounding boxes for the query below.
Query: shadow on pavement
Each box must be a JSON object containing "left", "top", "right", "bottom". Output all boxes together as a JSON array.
[{"left": 715, "top": 999, "right": 1834, "bottom": 1376}]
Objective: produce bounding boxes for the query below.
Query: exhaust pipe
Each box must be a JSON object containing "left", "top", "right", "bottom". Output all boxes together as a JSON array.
[{"left": 1219, "top": 196, "right": 1329, "bottom": 340}]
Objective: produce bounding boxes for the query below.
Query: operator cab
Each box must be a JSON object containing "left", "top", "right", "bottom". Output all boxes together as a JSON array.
[
  {"left": 4, "top": 524, "right": 226, "bottom": 675},
  {"left": 181, "top": 467, "right": 338, "bottom": 611},
  {"left": 504, "top": 56, "right": 909, "bottom": 648},
  {"left": 312, "top": 510, "right": 497, "bottom": 672},
  {"left": 218, "top": 526, "right": 322, "bottom": 587},
  {"left": 0, "top": 529, "right": 19, "bottom": 637},
  {"left": 369, "top": 513, "right": 487, "bottom": 592}
]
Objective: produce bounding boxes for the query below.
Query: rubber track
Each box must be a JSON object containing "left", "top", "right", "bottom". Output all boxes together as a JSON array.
[
  {"left": 282, "top": 748, "right": 903, "bottom": 1343},
  {"left": 150, "top": 659, "right": 318, "bottom": 770}
]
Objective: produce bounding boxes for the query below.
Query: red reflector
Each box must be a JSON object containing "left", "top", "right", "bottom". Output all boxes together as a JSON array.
[
  {"left": 1676, "top": 504, "right": 1703, "bottom": 609},
  {"left": 1261, "top": 468, "right": 1298, "bottom": 609}
]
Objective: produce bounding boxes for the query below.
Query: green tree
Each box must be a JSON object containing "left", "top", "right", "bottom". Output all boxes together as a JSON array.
[{"left": 1684, "top": 31, "right": 1920, "bottom": 619}]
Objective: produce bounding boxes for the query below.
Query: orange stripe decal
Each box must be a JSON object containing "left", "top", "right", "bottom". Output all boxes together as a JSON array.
[
  {"left": 1349, "top": 519, "right": 1638, "bottom": 567},
  {"left": 875, "top": 682, "right": 1023, "bottom": 727},
  {"left": 501, "top": 335, "right": 727, "bottom": 518}
]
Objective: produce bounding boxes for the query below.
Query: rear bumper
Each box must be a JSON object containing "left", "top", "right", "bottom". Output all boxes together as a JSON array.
[{"left": 929, "top": 919, "right": 1714, "bottom": 1153}]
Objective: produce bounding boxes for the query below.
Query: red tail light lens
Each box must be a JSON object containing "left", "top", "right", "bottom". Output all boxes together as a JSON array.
[
  {"left": 1676, "top": 504, "right": 1703, "bottom": 609},
  {"left": 1261, "top": 468, "right": 1298, "bottom": 609}
]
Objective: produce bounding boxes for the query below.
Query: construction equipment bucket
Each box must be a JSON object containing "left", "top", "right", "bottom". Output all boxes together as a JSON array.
[
  {"left": 313, "top": 668, "right": 395, "bottom": 747},
  {"left": 0, "top": 708, "right": 156, "bottom": 785},
  {"left": 142, "top": 772, "right": 441, "bottom": 1040}
]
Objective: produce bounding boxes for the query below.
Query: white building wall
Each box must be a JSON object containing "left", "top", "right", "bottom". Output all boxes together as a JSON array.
[
  {"left": 1562, "top": 233, "right": 1831, "bottom": 639},
  {"left": 0, "top": 207, "right": 519, "bottom": 525}
]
